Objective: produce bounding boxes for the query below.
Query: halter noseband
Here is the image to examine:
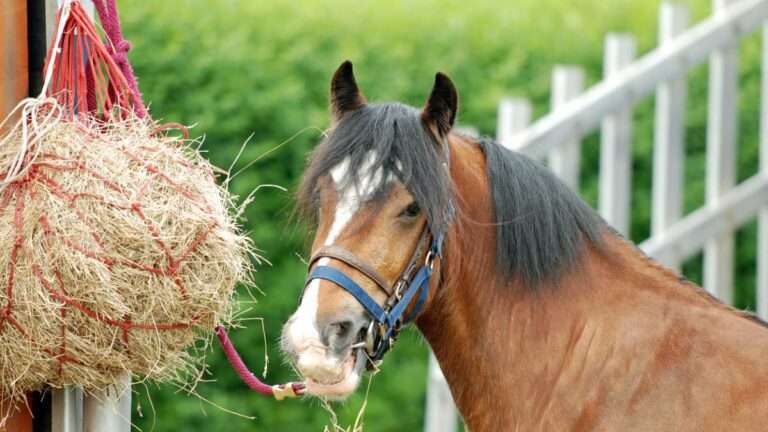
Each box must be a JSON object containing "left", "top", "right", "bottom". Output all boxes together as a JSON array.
[{"left": 305, "top": 224, "right": 445, "bottom": 366}]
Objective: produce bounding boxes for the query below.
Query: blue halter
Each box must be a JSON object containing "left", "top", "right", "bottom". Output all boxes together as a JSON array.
[{"left": 305, "top": 229, "right": 445, "bottom": 363}]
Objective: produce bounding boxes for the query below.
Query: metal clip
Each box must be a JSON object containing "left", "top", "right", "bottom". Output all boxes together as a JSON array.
[{"left": 272, "top": 383, "right": 300, "bottom": 400}]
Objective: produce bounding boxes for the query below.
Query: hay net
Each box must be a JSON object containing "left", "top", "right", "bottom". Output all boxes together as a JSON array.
[{"left": 0, "top": 0, "right": 252, "bottom": 413}]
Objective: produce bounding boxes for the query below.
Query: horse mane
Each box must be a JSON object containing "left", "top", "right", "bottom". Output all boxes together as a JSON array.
[
  {"left": 474, "top": 137, "right": 606, "bottom": 288},
  {"left": 296, "top": 101, "right": 607, "bottom": 290}
]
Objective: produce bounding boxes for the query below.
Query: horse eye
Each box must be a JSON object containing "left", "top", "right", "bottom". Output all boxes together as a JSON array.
[{"left": 400, "top": 202, "right": 421, "bottom": 218}]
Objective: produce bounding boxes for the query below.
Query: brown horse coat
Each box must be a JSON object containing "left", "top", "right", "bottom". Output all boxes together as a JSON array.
[{"left": 419, "top": 134, "right": 768, "bottom": 431}]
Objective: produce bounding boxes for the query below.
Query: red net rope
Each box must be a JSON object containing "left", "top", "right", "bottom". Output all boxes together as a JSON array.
[{"left": 44, "top": 1, "right": 142, "bottom": 120}]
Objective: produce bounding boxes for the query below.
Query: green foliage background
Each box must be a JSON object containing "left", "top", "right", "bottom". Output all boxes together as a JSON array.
[{"left": 121, "top": 0, "right": 762, "bottom": 430}]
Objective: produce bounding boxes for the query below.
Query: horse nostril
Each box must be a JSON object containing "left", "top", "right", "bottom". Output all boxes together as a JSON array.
[{"left": 329, "top": 320, "right": 354, "bottom": 338}]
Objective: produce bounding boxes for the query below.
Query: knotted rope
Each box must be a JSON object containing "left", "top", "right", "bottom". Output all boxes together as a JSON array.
[{"left": 93, "top": 0, "right": 147, "bottom": 118}]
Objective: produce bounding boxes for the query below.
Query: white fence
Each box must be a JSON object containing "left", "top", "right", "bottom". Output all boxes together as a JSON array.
[{"left": 425, "top": 0, "right": 768, "bottom": 430}]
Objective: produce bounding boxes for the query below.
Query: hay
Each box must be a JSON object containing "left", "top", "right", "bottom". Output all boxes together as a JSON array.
[{"left": 0, "top": 111, "right": 251, "bottom": 410}]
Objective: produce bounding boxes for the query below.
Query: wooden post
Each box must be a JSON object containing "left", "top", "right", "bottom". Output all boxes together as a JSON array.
[
  {"left": 424, "top": 354, "right": 457, "bottom": 432},
  {"left": 0, "top": 400, "right": 32, "bottom": 432},
  {"left": 0, "top": 3, "right": 31, "bottom": 431},
  {"left": 704, "top": 0, "right": 739, "bottom": 304},
  {"left": 497, "top": 97, "right": 532, "bottom": 150},
  {"left": 758, "top": 23, "right": 768, "bottom": 320},
  {"left": 548, "top": 66, "right": 585, "bottom": 189},
  {"left": 652, "top": 2, "right": 690, "bottom": 269},
  {"left": 599, "top": 34, "right": 636, "bottom": 235},
  {"left": 1, "top": 0, "right": 29, "bottom": 119}
]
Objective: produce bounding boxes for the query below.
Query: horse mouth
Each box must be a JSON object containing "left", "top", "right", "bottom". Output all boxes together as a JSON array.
[{"left": 303, "top": 348, "right": 367, "bottom": 399}]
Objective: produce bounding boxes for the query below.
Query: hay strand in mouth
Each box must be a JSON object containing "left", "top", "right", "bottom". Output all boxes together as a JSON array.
[{"left": 0, "top": 109, "right": 253, "bottom": 419}]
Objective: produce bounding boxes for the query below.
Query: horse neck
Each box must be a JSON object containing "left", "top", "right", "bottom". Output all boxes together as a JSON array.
[{"left": 415, "top": 136, "right": 759, "bottom": 430}]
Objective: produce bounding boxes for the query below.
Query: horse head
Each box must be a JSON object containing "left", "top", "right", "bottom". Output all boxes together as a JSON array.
[{"left": 281, "top": 61, "right": 457, "bottom": 399}]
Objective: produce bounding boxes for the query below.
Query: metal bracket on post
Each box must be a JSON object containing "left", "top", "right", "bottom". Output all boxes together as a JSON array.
[{"left": 43, "top": 3, "right": 88, "bottom": 430}]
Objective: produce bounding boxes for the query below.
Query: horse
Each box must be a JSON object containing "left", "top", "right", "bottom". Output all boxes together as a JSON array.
[{"left": 280, "top": 61, "right": 768, "bottom": 431}]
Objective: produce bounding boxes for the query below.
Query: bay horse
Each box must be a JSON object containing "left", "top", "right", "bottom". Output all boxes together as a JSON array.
[{"left": 280, "top": 61, "right": 768, "bottom": 431}]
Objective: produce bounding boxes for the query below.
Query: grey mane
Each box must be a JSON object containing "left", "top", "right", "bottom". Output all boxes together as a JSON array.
[{"left": 477, "top": 138, "right": 605, "bottom": 287}]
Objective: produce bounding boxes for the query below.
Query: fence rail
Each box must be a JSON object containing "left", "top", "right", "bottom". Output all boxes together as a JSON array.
[
  {"left": 503, "top": 0, "right": 768, "bottom": 156},
  {"left": 427, "top": 1, "right": 768, "bottom": 430}
]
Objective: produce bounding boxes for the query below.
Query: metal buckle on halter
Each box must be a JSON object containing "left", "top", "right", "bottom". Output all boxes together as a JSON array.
[
  {"left": 424, "top": 249, "right": 437, "bottom": 270},
  {"left": 392, "top": 279, "right": 407, "bottom": 301},
  {"left": 363, "top": 320, "right": 378, "bottom": 355}
]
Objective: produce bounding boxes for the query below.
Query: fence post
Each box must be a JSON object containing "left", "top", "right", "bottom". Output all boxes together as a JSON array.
[
  {"left": 704, "top": 0, "right": 739, "bottom": 304},
  {"left": 652, "top": 3, "right": 690, "bottom": 269},
  {"left": 51, "top": 388, "right": 82, "bottom": 432},
  {"left": 497, "top": 97, "right": 532, "bottom": 150},
  {"left": 424, "top": 354, "right": 458, "bottom": 432},
  {"left": 1, "top": 397, "right": 33, "bottom": 432},
  {"left": 599, "top": 34, "right": 636, "bottom": 235},
  {"left": 758, "top": 23, "right": 768, "bottom": 320},
  {"left": 83, "top": 375, "right": 131, "bottom": 432},
  {"left": 549, "top": 66, "right": 585, "bottom": 189}
]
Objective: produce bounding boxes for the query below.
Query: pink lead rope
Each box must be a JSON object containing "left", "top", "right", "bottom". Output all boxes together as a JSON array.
[
  {"left": 90, "top": 0, "right": 304, "bottom": 401},
  {"left": 93, "top": 0, "right": 147, "bottom": 118},
  {"left": 215, "top": 326, "right": 306, "bottom": 400}
]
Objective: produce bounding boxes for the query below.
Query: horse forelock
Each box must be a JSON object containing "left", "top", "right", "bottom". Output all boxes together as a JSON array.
[{"left": 296, "top": 102, "right": 454, "bottom": 237}]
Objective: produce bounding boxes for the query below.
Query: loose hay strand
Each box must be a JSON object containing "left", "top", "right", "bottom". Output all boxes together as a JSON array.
[{"left": 321, "top": 373, "right": 376, "bottom": 432}]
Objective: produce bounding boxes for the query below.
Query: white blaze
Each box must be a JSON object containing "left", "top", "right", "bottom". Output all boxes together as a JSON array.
[{"left": 288, "top": 153, "right": 386, "bottom": 346}]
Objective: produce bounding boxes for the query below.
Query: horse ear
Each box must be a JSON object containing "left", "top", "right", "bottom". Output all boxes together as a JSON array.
[
  {"left": 421, "top": 72, "right": 458, "bottom": 137},
  {"left": 330, "top": 60, "right": 366, "bottom": 120}
]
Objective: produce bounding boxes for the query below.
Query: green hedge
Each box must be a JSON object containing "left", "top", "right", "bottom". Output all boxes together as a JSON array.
[{"left": 121, "top": 0, "right": 760, "bottom": 430}]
